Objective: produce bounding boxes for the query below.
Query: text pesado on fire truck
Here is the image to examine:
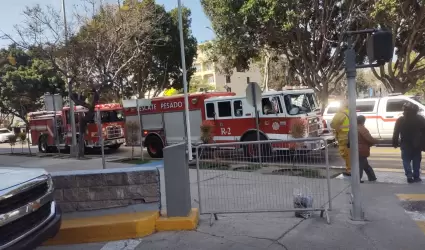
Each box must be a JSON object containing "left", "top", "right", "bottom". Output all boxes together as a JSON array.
[
  {"left": 28, "top": 103, "right": 125, "bottom": 153},
  {"left": 124, "top": 87, "right": 325, "bottom": 158}
]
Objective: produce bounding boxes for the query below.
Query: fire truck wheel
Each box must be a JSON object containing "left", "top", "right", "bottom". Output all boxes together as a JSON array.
[
  {"left": 242, "top": 133, "right": 272, "bottom": 159},
  {"left": 108, "top": 144, "right": 121, "bottom": 150},
  {"left": 38, "top": 135, "right": 50, "bottom": 153},
  {"left": 146, "top": 136, "right": 163, "bottom": 158}
]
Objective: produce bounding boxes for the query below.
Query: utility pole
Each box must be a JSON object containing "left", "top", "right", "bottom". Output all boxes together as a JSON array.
[
  {"left": 344, "top": 37, "right": 363, "bottom": 220},
  {"left": 177, "top": 0, "right": 193, "bottom": 160},
  {"left": 344, "top": 28, "right": 393, "bottom": 221},
  {"left": 62, "top": 0, "right": 77, "bottom": 157}
]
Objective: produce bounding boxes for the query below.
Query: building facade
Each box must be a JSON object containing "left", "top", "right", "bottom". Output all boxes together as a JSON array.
[{"left": 193, "top": 42, "right": 263, "bottom": 95}]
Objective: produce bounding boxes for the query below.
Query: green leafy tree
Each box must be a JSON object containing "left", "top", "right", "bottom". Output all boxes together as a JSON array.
[
  {"left": 369, "top": 1, "right": 425, "bottom": 93},
  {"left": 0, "top": 45, "right": 66, "bottom": 126},
  {"left": 201, "top": 0, "right": 371, "bottom": 107},
  {"left": 408, "top": 58, "right": 425, "bottom": 97},
  {"left": 121, "top": 1, "right": 197, "bottom": 98},
  {"left": 188, "top": 75, "right": 214, "bottom": 92}
]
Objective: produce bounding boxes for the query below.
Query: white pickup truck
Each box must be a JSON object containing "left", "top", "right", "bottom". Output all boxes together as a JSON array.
[
  {"left": 0, "top": 167, "right": 61, "bottom": 249},
  {"left": 322, "top": 94, "right": 425, "bottom": 142}
]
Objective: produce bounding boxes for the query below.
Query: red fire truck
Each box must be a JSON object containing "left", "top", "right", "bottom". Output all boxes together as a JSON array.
[
  {"left": 29, "top": 103, "right": 125, "bottom": 153},
  {"left": 124, "top": 88, "right": 324, "bottom": 158}
]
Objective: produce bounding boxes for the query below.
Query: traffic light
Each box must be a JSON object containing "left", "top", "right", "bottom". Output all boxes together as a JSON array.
[{"left": 367, "top": 30, "right": 394, "bottom": 65}]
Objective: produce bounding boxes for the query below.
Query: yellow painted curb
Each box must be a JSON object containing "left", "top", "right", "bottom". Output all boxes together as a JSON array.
[
  {"left": 156, "top": 208, "right": 199, "bottom": 232},
  {"left": 45, "top": 208, "right": 199, "bottom": 245},
  {"left": 416, "top": 221, "right": 425, "bottom": 235},
  {"left": 45, "top": 211, "right": 159, "bottom": 245},
  {"left": 396, "top": 194, "right": 425, "bottom": 201}
]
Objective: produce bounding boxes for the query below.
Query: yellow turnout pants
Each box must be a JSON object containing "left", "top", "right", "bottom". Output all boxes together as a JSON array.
[{"left": 338, "top": 140, "right": 350, "bottom": 173}]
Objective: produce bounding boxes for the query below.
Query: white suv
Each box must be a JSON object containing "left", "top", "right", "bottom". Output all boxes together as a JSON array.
[{"left": 0, "top": 128, "right": 14, "bottom": 143}]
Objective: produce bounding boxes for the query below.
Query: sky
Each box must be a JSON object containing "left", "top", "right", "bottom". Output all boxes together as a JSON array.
[{"left": 0, "top": 0, "right": 215, "bottom": 48}]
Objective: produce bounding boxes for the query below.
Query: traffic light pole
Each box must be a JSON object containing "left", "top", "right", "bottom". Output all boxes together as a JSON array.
[
  {"left": 343, "top": 28, "right": 393, "bottom": 221},
  {"left": 177, "top": 0, "right": 193, "bottom": 160},
  {"left": 344, "top": 37, "right": 363, "bottom": 221},
  {"left": 62, "top": 0, "right": 77, "bottom": 157}
]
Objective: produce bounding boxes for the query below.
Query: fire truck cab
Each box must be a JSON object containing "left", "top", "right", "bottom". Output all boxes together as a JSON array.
[
  {"left": 29, "top": 103, "right": 125, "bottom": 153},
  {"left": 124, "top": 88, "right": 324, "bottom": 158},
  {"left": 204, "top": 88, "right": 323, "bottom": 155}
]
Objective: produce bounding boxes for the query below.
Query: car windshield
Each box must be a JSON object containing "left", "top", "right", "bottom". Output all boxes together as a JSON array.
[
  {"left": 283, "top": 93, "right": 317, "bottom": 115},
  {"left": 0, "top": 129, "right": 10, "bottom": 134}
]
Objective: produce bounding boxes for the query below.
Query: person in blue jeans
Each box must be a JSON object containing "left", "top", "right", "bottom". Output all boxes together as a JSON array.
[{"left": 392, "top": 102, "right": 425, "bottom": 183}]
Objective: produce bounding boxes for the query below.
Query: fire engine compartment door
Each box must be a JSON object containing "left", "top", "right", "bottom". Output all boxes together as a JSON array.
[
  {"left": 164, "top": 112, "right": 185, "bottom": 143},
  {"left": 189, "top": 110, "right": 202, "bottom": 142},
  {"left": 142, "top": 114, "right": 163, "bottom": 129}
]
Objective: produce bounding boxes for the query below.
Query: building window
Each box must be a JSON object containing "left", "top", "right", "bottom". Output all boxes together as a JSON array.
[
  {"left": 206, "top": 103, "right": 215, "bottom": 118},
  {"left": 386, "top": 99, "right": 408, "bottom": 112},
  {"left": 195, "top": 64, "right": 202, "bottom": 72},
  {"left": 233, "top": 100, "right": 243, "bottom": 117},
  {"left": 218, "top": 101, "right": 232, "bottom": 117},
  {"left": 207, "top": 75, "right": 214, "bottom": 84},
  {"left": 205, "top": 62, "right": 213, "bottom": 71},
  {"left": 226, "top": 75, "right": 231, "bottom": 83}
]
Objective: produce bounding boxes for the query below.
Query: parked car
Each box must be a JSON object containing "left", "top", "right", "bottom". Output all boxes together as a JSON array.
[
  {"left": 0, "top": 167, "right": 62, "bottom": 250},
  {"left": 0, "top": 128, "right": 14, "bottom": 143},
  {"left": 322, "top": 94, "right": 425, "bottom": 142}
]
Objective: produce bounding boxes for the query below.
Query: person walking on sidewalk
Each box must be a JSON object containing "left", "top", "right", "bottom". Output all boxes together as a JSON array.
[
  {"left": 330, "top": 100, "right": 351, "bottom": 176},
  {"left": 357, "top": 115, "right": 377, "bottom": 183},
  {"left": 392, "top": 103, "right": 425, "bottom": 183}
]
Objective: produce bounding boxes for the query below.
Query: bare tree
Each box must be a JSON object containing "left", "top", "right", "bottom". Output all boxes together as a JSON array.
[
  {"left": 2, "top": 0, "right": 164, "bottom": 157},
  {"left": 369, "top": 1, "right": 425, "bottom": 93}
]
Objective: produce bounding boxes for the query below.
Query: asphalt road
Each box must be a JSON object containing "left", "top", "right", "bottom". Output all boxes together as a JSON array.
[{"left": 0, "top": 143, "right": 409, "bottom": 170}]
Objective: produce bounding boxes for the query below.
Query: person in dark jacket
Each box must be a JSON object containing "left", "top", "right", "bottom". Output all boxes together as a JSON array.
[
  {"left": 392, "top": 102, "right": 425, "bottom": 183},
  {"left": 357, "top": 115, "right": 377, "bottom": 183}
]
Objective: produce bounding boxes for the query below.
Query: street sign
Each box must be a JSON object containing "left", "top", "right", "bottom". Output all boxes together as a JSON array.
[
  {"left": 245, "top": 82, "right": 262, "bottom": 110},
  {"left": 122, "top": 99, "right": 152, "bottom": 108},
  {"left": 44, "top": 94, "right": 63, "bottom": 111}
]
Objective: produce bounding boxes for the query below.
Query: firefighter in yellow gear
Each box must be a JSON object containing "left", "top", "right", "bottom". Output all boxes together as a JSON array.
[{"left": 330, "top": 101, "right": 351, "bottom": 175}]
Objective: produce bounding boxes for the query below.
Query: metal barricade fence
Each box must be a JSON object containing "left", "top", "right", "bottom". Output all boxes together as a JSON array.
[{"left": 195, "top": 137, "right": 333, "bottom": 224}]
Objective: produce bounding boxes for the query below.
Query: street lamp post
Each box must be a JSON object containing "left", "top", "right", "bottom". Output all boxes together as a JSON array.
[
  {"left": 62, "top": 0, "right": 77, "bottom": 156},
  {"left": 177, "top": 0, "right": 193, "bottom": 160}
]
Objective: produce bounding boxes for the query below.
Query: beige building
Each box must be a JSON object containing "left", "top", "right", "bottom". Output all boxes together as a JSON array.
[{"left": 193, "top": 42, "right": 262, "bottom": 95}]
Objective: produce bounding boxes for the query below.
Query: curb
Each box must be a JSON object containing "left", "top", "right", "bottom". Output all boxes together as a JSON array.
[
  {"left": 396, "top": 194, "right": 425, "bottom": 236},
  {"left": 156, "top": 208, "right": 199, "bottom": 231},
  {"left": 45, "top": 208, "right": 199, "bottom": 245}
]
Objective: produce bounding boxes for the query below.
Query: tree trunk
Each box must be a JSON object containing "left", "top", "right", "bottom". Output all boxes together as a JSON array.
[
  {"left": 263, "top": 52, "right": 271, "bottom": 91},
  {"left": 393, "top": 81, "right": 409, "bottom": 94},
  {"left": 319, "top": 84, "right": 329, "bottom": 112},
  {"left": 78, "top": 112, "right": 92, "bottom": 159},
  {"left": 27, "top": 139, "right": 32, "bottom": 155}
]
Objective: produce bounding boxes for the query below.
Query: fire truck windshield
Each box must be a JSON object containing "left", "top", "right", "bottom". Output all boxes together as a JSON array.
[
  {"left": 86, "top": 110, "right": 124, "bottom": 123},
  {"left": 100, "top": 110, "right": 124, "bottom": 123},
  {"left": 284, "top": 93, "right": 318, "bottom": 115}
]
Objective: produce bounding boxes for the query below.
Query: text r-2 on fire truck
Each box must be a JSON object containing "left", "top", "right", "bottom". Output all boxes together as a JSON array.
[
  {"left": 28, "top": 103, "right": 125, "bottom": 153},
  {"left": 124, "top": 88, "right": 324, "bottom": 158}
]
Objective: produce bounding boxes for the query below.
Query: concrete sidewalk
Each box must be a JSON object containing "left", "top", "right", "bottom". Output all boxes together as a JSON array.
[
  {"left": 3, "top": 152, "right": 423, "bottom": 249},
  {"left": 39, "top": 179, "right": 425, "bottom": 250}
]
